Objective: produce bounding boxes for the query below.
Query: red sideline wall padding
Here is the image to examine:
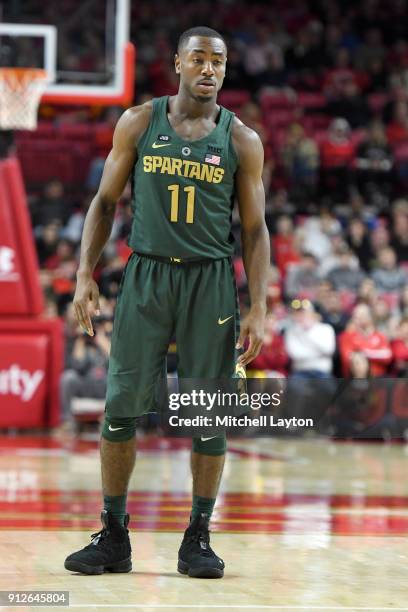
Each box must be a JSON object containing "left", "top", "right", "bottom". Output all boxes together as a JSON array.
[
  {"left": 0, "top": 158, "right": 43, "bottom": 316},
  {"left": 0, "top": 318, "right": 63, "bottom": 428},
  {"left": 0, "top": 333, "right": 49, "bottom": 427}
]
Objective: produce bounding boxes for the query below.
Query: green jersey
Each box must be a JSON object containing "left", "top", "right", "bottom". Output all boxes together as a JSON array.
[{"left": 128, "top": 96, "right": 238, "bottom": 260}]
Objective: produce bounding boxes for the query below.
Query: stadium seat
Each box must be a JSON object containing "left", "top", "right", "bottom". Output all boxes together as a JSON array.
[
  {"left": 368, "top": 94, "right": 389, "bottom": 114},
  {"left": 260, "top": 91, "right": 295, "bottom": 113},
  {"left": 58, "top": 123, "right": 93, "bottom": 141},
  {"left": 218, "top": 89, "right": 250, "bottom": 108},
  {"left": 297, "top": 92, "right": 326, "bottom": 109}
]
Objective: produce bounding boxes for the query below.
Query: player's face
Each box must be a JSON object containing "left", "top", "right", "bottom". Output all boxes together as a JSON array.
[{"left": 175, "top": 36, "right": 227, "bottom": 102}]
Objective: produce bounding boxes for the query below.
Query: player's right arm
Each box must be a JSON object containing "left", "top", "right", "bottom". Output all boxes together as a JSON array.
[{"left": 73, "top": 103, "right": 152, "bottom": 336}]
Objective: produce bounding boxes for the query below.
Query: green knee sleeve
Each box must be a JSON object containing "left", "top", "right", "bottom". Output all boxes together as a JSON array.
[
  {"left": 102, "top": 415, "right": 138, "bottom": 442},
  {"left": 192, "top": 435, "right": 227, "bottom": 456}
]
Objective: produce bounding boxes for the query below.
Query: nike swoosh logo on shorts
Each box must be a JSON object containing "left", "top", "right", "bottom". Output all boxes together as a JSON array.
[
  {"left": 201, "top": 436, "right": 217, "bottom": 441},
  {"left": 218, "top": 315, "right": 233, "bottom": 325},
  {"left": 108, "top": 425, "right": 124, "bottom": 431},
  {"left": 152, "top": 141, "right": 172, "bottom": 148}
]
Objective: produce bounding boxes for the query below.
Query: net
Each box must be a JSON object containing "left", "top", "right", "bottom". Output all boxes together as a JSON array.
[{"left": 0, "top": 68, "right": 49, "bottom": 131}]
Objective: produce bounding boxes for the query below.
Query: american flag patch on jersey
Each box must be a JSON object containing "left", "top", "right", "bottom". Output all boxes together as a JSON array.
[{"left": 204, "top": 153, "right": 221, "bottom": 165}]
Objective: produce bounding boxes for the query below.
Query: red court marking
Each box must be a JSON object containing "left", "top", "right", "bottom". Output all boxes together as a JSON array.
[
  {"left": 0, "top": 490, "right": 408, "bottom": 535},
  {"left": 1, "top": 436, "right": 408, "bottom": 534},
  {"left": 0, "top": 435, "right": 293, "bottom": 459}
]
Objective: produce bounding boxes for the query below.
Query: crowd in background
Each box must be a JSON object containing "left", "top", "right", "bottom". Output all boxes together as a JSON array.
[{"left": 3, "top": 0, "right": 408, "bottom": 420}]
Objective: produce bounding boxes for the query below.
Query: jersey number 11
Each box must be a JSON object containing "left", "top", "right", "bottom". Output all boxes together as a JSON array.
[{"left": 168, "top": 184, "right": 195, "bottom": 224}]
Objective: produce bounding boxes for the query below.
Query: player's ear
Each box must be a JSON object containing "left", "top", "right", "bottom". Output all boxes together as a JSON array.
[{"left": 174, "top": 53, "right": 181, "bottom": 74}]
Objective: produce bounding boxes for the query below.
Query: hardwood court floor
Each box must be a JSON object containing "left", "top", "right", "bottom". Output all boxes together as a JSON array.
[{"left": 0, "top": 434, "right": 407, "bottom": 611}]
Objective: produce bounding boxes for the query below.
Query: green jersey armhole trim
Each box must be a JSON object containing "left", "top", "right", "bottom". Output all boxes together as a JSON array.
[
  {"left": 135, "top": 101, "right": 157, "bottom": 155},
  {"left": 227, "top": 112, "right": 239, "bottom": 169}
]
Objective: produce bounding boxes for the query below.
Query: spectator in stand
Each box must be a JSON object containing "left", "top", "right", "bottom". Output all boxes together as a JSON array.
[
  {"left": 285, "top": 252, "right": 321, "bottom": 300},
  {"left": 298, "top": 213, "right": 342, "bottom": 264},
  {"left": 391, "top": 317, "right": 408, "bottom": 377},
  {"left": 44, "top": 239, "right": 78, "bottom": 312},
  {"left": 366, "top": 58, "right": 388, "bottom": 93},
  {"left": 284, "top": 299, "right": 336, "bottom": 378},
  {"left": 386, "top": 101, "right": 408, "bottom": 146},
  {"left": 372, "top": 297, "right": 399, "bottom": 338},
  {"left": 32, "top": 179, "right": 71, "bottom": 229},
  {"left": 243, "top": 25, "right": 284, "bottom": 90},
  {"left": 371, "top": 246, "right": 407, "bottom": 293},
  {"left": 339, "top": 303, "right": 392, "bottom": 376},
  {"left": 400, "top": 286, "right": 408, "bottom": 318},
  {"left": 357, "top": 277, "right": 378, "bottom": 309},
  {"left": 323, "top": 49, "right": 360, "bottom": 99},
  {"left": 97, "top": 244, "right": 127, "bottom": 299},
  {"left": 62, "top": 196, "right": 91, "bottom": 245},
  {"left": 272, "top": 215, "right": 300, "bottom": 278},
  {"left": 370, "top": 224, "right": 391, "bottom": 259},
  {"left": 346, "top": 217, "right": 374, "bottom": 271},
  {"left": 320, "top": 118, "right": 355, "bottom": 203},
  {"left": 326, "top": 243, "right": 366, "bottom": 292},
  {"left": 391, "top": 199, "right": 408, "bottom": 262},
  {"left": 326, "top": 80, "right": 371, "bottom": 129},
  {"left": 281, "top": 123, "right": 319, "bottom": 202},
  {"left": 35, "top": 221, "right": 61, "bottom": 266},
  {"left": 221, "top": 43, "right": 247, "bottom": 90},
  {"left": 355, "top": 28, "right": 387, "bottom": 71},
  {"left": 320, "top": 235, "right": 358, "bottom": 275},
  {"left": 285, "top": 24, "right": 326, "bottom": 90},
  {"left": 239, "top": 102, "right": 274, "bottom": 192},
  {"left": 317, "top": 288, "right": 350, "bottom": 335},
  {"left": 60, "top": 317, "right": 112, "bottom": 424},
  {"left": 331, "top": 352, "right": 379, "bottom": 438},
  {"left": 147, "top": 32, "right": 178, "bottom": 97},
  {"left": 263, "top": 47, "right": 288, "bottom": 88},
  {"left": 265, "top": 265, "right": 283, "bottom": 310},
  {"left": 388, "top": 40, "right": 408, "bottom": 82},
  {"left": 248, "top": 313, "right": 288, "bottom": 377},
  {"left": 348, "top": 351, "right": 371, "bottom": 379},
  {"left": 355, "top": 122, "right": 393, "bottom": 205}
]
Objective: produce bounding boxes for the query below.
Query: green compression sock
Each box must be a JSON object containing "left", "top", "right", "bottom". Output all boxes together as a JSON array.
[
  {"left": 191, "top": 495, "right": 216, "bottom": 522},
  {"left": 103, "top": 494, "right": 127, "bottom": 526}
]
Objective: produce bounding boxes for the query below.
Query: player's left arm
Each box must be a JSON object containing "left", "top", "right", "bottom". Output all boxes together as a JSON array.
[{"left": 232, "top": 120, "right": 270, "bottom": 366}]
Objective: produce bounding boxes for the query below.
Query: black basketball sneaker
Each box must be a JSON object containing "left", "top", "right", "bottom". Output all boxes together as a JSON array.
[
  {"left": 64, "top": 510, "right": 132, "bottom": 575},
  {"left": 178, "top": 513, "right": 224, "bottom": 578}
]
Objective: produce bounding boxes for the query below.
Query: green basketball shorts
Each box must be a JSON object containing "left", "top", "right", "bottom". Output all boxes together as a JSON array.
[{"left": 105, "top": 253, "right": 240, "bottom": 419}]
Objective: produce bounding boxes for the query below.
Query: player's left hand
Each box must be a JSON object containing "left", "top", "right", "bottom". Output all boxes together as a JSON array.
[{"left": 236, "top": 305, "right": 266, "bottom": 366}]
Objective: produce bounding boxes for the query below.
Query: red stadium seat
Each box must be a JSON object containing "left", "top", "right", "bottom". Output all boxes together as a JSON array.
[
  {"left": 297, "top": 92, "right": 326, "bottom": 109},
  {"left": 218, "top": 90, "right": 250, "bottom": 108},
  {"left": 368, "top": 94, "right": 389, "bottom": 114},
  {"left": 265, "top": 109, "right": 296, "bottom": 128},
  {"left": 260, "top": 91, "right": 295, "bottom": 113},
  {"left": 16, "top": 122, "right": 56, "bottom": 141},
  {"left": 57, "top": 123, "right": 93, "bottom": 141}
]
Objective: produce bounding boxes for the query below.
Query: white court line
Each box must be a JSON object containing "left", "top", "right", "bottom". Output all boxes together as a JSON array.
[{"left": 67, "top": 605, "right": 408, "bottom": 610}]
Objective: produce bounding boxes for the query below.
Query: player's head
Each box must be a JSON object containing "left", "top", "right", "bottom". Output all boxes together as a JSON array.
[{"left": 175, "top": 26, "right": 227, "bottom": 102}]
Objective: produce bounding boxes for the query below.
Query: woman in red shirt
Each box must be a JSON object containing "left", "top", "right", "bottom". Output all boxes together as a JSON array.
[
  {"left": 391, "top": 317, "right": 408, "bottom": 376},
  {"left": 248, "top": 313, "right": 289, "bottom": 376}
]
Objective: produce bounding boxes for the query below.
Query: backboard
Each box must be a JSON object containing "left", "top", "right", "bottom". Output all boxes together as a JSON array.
[{"left": 0, "top": 0, "right": 134, "bottom": 106}]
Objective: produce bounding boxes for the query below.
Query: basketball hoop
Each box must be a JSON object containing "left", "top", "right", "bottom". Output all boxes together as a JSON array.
[{"left": 0, "top": 68, "right": 49, "bottom": 131}]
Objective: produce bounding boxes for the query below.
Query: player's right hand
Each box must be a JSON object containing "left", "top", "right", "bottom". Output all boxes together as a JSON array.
[{"left": 73, "top": 273, "right": 101, "bottom": 337}]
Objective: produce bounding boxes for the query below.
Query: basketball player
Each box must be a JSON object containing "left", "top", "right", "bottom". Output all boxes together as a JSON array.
[{"left": 64, "top": 26, "right": 269, "bottom": 578}]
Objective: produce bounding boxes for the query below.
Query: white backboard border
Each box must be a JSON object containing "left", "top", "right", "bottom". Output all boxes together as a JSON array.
[
  {"left": 0, "top": 23, "right": 57, "bottom": 84},
  {"left": 0, "top": 0, "right": 134, "bottom": 106}
]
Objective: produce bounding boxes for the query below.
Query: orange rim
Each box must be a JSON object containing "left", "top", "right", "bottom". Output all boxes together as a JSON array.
[{"left": 0, "top": 67, "right": 47, "bottom": 86}]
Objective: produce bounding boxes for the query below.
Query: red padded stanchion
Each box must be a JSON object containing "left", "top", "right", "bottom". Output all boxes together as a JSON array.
[
  {"left": 0, "top": 157, "right": 63, "bottom": 428},
  {"left": 0, "top": 158, "right": 44, "bottom": 315}
]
